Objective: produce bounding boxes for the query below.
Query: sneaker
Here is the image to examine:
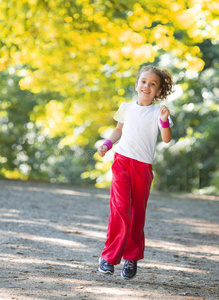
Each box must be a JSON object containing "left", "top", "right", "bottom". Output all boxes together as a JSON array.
[
  {"left": 121, "top": 260, "right": 137, "bottom": 279},
  {"left": 99, "top": 257, "right": 114, "bottom": 275}
]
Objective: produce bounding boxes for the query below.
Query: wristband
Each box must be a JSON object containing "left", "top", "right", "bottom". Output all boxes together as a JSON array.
[
  {"left": 103, "top": 140, "right": 113, "bottom": 150},
  {"left": 160, "top": 118, "right": 170, "bottom": 128}
]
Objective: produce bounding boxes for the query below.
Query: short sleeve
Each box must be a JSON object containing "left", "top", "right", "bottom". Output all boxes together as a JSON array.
[{"left": 114, "top": 103, "right": 125, "bottom": 123}]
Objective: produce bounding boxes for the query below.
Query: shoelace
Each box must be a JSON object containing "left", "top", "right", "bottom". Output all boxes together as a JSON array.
[{"left": 124, "top": 261, "right": 135, "bottom": 270}]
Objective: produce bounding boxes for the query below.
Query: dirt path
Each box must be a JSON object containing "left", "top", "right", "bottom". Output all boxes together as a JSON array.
[{"left": 0, "top": 179, "right": 218, "bottom": 300}]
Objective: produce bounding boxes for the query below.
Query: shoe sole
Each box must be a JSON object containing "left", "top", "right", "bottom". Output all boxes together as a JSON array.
[
  {"left": 98, "top": 267, "right": 114, "bottom": 275},
  {"left": 98, "top": 258, "right": 114, "bottom": 275}
]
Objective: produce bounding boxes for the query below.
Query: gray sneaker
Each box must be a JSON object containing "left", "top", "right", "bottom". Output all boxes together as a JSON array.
[
  {"left": 99, "top": 257, "right": 114, "bottom": 275},
  {"left": 121, "top": 260, "right": 137, "bottom": 279}
]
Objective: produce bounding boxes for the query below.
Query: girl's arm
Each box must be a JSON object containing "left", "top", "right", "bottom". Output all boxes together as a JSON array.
[
  {"left": 160, "top": 106, "right": 172, "bottom": 143},
  {"left": 98, "top": 122, "right": 123, "bottom": 157}
]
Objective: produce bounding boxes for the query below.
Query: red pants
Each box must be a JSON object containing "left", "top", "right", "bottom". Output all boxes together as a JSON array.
[{"left": 101, "top": 153, "right": 153, "bottom": 265}]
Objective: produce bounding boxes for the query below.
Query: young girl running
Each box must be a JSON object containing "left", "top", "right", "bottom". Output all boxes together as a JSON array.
[{"left": 98, "top": 65, "right": 174, "bottom": 279}]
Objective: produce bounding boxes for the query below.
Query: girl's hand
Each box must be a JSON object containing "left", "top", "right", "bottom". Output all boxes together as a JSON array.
[
  {"left": 98, "top": 145, "right": 108, "bottom": 157},
  {"left": 160, "top": 105, "right": 170, "bottom": 121}
]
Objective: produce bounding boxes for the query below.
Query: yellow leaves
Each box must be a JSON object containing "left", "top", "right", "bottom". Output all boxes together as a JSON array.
[
  {"left": 29, "top": 0, "right": 37, "bottom": 4},
  {"left": 60, "top": 131, "right": 89, "bottom": 147},
  {"left": 94, "top": 12, "right": 110, "bottom": 29},
  {"left": 171, "top": 42, "right": 204, "bottom": 72},
  {"left": 81, "top": 171, "right": 89, "bottom": 179},
  {"left": 133, "top": 3, "right": 144, "bottom": 14},
  {"left": 153, "top": 25, "right": 170, "bottom": 40},
  {"left": 188, "top": 0, "right": 218, "bottom": 12},
  {"left": 12, "top": 20, "right": 25, "bottom": 35},
  {"left": 186, "top": 55, "right": 205, "bottom": 72},
  {"left": 128, "top": 4, "right": 152, "bottom": 30},
  {"left": 117, "top": 89, "right": 125, "bottom": 96},
  {"left": 95, "top": 161, "right": 111, "bottom": 172},
  {"left": 98, "top": 126, "right": 114, "bottom": 135},
  {"left": 156, "top": 37, "right": 174, "bottom": 51},
  {"left": 121, "top": 43, "right": 156, "bottom": 64},
  {"left": 73, "top": 13, "right": 80, "bottom": 19},
  {"left": 204, "top": 0, "right": 219, "bottom": 14},
  {"left": 0, "top": 55, "right": 8, "bottom": 71},
  {"left": 107, "top": 49, "right": 120, "bottom": 62},
  {"left": 186, "top": 127, "right": 194, "bottom": 136},
  {"left": 65, "top": 72, "right": 79, "bottom": 84},
  {"left": 93, "top": 11, "right": 104, "bottom": 22},
  {"left": 34, "top": 98, "right": 92, "bottom": 146},
  {"left": 152, "top": 25, "right": 175, "bottom": 50},
  {"left": 1, "top": 0, "right": 214, "bottom": 82},
  {"left": 194, "top": 132, "right": 201, "bottom": 139},
  {"left": 0, "top": 100, "right": 10, "bottom": 111},
  {"left": 60, "top": 135, "right": 77, "bottom": 147},
  {"left": 130, "top": 17, "right": 151, "bottom": 31},
  {"left": 190, "top": 46, "right": 201, "bottom": 56},
  {"left": 136, "top": 44, "right": 157, "bottom": 62},
  {"left": 171, "top": 1, "right": 185, "bottom": 12},
  {"left": 0, "top": 110, "right": 7, "bottom": 118},
  {"left": 76, "top": 0, "right": 89, "bottom": 5},
  {"left": 175, "top": 11, "right": 195, "bottom": 30},
  {"left": 83, "top": 157, "right": 113, "bottom": 188},
  {"left": 65, "top": 16, "right": 73, "bottom": 23},
  {"left": 120, "top": 46, "right": 132, "bottom": 59},
  {"left": 46, "top": 100, "right": 64, "bottom": 118},
  {"left": 0, "top": 0, "right": 217, "bottom": 152},
  {"left": 19, "top": 74, "right": 35, "bottom": 90},
  {"left": 119, "top": 30, "right": 145, "bottom": 45},
  {"left": 82, "top": 6, "right": 93, "bottom": 17},
  {"left": 36, "top": 100, "right": 66, "bottom": 137},
  {"left": 174, "top": 0, "right": 219, "bottom": 41},
  {"left": 172, "top": 43, "right": 188, "bottom": 58},
  {"left": 1, "top": 168, "right": 28, "bottom": 180},
  {"left": 174, "top": 55, "right": 205, "bottom": 72}
]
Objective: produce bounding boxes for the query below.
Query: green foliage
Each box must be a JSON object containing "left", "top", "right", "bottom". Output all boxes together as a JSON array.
[
  {"left": 153, "top": 42, "right": 219, "bottom": 194},
  {"left": 0, "top": 0, "right": 218, "bottom": 193},
  {"left": 0, "top": 67, "right": 95, "bottom": 184}
]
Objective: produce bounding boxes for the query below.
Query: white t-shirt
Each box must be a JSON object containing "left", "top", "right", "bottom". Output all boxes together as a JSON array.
[{"left": 113, "top": 101, "right": 173, "bottom": 164}]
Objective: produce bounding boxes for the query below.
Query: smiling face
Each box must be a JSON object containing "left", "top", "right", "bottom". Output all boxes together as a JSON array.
[{"left": 135, "top": 71, "right": 162, "bottom": 106}]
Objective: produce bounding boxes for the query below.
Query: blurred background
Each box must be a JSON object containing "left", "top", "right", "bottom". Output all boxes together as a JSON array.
[{"left": 0, "top": 0, "right": 218, "bottom": 195}]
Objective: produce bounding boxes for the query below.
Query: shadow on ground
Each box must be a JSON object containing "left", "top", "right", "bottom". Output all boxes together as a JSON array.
[{"left": 0, "top": 179, "right": 218, "bottom": 300}]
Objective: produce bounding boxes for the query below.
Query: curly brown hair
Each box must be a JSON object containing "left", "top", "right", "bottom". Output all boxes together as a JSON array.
[{"left": 136, "top": 65, "right": 174, "bottom": 101}]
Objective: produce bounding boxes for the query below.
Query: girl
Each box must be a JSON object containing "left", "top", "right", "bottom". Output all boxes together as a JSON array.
[{"left": 98, "top": 65, "right": 174, "bottom": 279}]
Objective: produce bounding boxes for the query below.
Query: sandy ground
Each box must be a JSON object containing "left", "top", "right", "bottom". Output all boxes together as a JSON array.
[{"left": 0, "top": 179, "right": 218, "bottom": 300}]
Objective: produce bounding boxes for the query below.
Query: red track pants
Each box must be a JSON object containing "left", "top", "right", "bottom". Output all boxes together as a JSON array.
[{"left": 101, "top": 153, "right": 153, "bottom": 265}]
